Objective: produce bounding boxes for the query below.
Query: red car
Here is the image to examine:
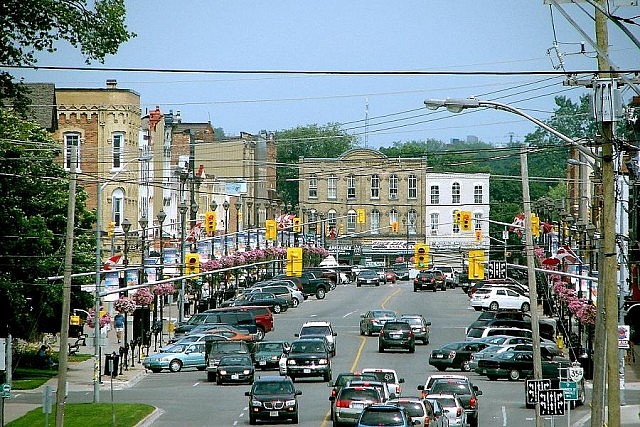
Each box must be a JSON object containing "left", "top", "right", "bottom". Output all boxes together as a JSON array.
[{"left": 384, "top": 270, "right": 398, "bottom": 283}]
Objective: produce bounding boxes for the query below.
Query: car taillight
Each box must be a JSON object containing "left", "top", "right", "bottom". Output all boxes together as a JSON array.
[
  {"left": 457, "top": 407, "right": 462, "bottom": 417},
  {"left": 469, "top": 396, "right": 477, "bottom": 408},
  {"left": 408, "top": 331, "right": 413, "bottom": 337},
  {"left": 336, "top": 399, "right": 351, "bottom": 408},
  {"left": 331, "top": 389, "right": 337, "bottom": 397},
  {"left": 424, "top": 416, "right": 430, "bottom": 424},
  {"left": 396, "top": 385, "right": 401, "bottom": 395},
  {"left": 448, "top": 350, "right": 456, "bottom": 358}
]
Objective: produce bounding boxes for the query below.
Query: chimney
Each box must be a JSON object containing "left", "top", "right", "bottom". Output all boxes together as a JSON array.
[
  {"left": 106, "top": 79, "right": 117, "bottom": 88},
  {"left": 175, "top": 110, "right": 182, "bottom": 123}
]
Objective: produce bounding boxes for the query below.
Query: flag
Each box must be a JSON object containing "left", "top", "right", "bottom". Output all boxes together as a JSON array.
[
  {"left": 103, "top": 252, "right": 123, "bottom": 270},
  {"left": 542, "top": 221, "right": 553, "bottom": 234},
  {"left": 509, "top": 213, "right": 525, "bottom": 237},
  {"left": 555, "top": 245, "right": 580, "bottom": 264}
]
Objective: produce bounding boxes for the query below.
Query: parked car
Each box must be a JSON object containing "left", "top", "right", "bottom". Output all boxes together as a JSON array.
[
  {"left": 220, "top": 291, "right": 289, "bottom": 314},
  {"left": 357, "top": 269, "right": 383, "bottom": 287},
  {"left": 245, "top": 375, "right": 301, "bottom": 424},
  {"left": 173, "top": 308, "right": 258, "bottom": 337},
  {"left": 359, "top": 310, "right": 397, "bottom": 336},
  {"left": 387, "top": 397, "right": 442, "bottom": 427},
  {"left": 428, "top": 341, "right": 489, "bottom": 372},
  {"left": 469, "top": 287, "right": 531, "bottom": 312},
  {"left": 330, "top": 385, "right": 382, "bottom": 426},
  {"left": 424, "top": 394, "right": 467, "bottom": 427},
  {"left": 296, "top": 320, "right": 337, "bottom": 357},
  {"left": 413, "top": 271, "right": 440, "bottom": 292},
  {"left": 280, "top": 337, "right": 332, "bottom": 381},
  {"left": 254, "top": 340, "right": 290, "bottom": 370},
  {"left": 478, "top": 350, "right": 573, "bottom": 382},
  {"left": 419, "top": 375, "right": 482, "bottom": 427},
  {"left": 248, "top": 284, "right": 302, "bottom": 308},
  {"left": 378, "top": 320, "right": 416, "bottom": 353},
  {"left": 399, "top": 314, "right": 431, "bottom": 344},
  {"left": 356, "top": 403, "right": 417, "bottom": 427},
  {"left": 142, "top": 342, "right": 206, "bottom": 373},
  {"left": 215, "top": 354, "right": 255, "bottom": 385},
  {"left": 159, "top": 333, "right": 228, "bottom": 353},
  {"left": 361, "top": 368, "right": 405, "bottom": 399}
]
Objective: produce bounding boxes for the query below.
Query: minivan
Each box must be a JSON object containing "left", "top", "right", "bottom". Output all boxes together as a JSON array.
[{"left": 173, "top": 308, "right": 257, "bottom": 337}]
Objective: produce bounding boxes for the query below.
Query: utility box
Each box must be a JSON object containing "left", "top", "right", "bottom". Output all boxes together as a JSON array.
[{"left": 591, "top": 78, "right": 625, "bottom": 123}]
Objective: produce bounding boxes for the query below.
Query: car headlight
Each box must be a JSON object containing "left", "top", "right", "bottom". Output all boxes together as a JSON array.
[
  {"left": 287, "top": 359, "right": 296, "bottom": 365},
  {"left": 243, "top": 369, "right": 251, "bottom": 375},
  {"left": 285, "top": 399, "right": 296, "bottom": 406},
  {"left": 271, "top": 356, "right": 278, "bottom": 361},
  {"left": 251, "top": 399, "right": 263, "bottom": 407},
  {"left": 318, "top": 358, "right": 328, "bottom": 365},
  {"left": 218, "top": 370, "right": 227, "bottom": 375}
]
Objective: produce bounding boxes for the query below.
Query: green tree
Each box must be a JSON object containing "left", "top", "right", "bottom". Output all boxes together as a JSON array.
[
  {"left": 0, "top": 111, "right": 95, "bottom": 339},
  {"left": 0, "top": 0, "right": 134, "bottom": 112},
  {"left": 275, "top": 124, "right": 356, "bottom": 205}
]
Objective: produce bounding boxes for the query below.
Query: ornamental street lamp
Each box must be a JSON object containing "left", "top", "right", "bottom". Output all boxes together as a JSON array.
[
  {"left": 235, "top": 200, "right": 242, "bottom": 251},
  {"left": 178, "top": 202, "right": 188, "bottom": 324},
  {"left": 138, "top": 215, "right": 148, "bottom": 351},
  {"left": 247, "top": 200, "right": 253, "bottom": 250},
  {"left": 223, "top": 200, "right": 230, "bottom": 255},
  {"left": 255, "top": 202, "right": 262, "bottom": 249},
  {"left": 270, "top": 200, "right": 278, "bottom": 247},
  {"left": 210, "top": 200, "right": 218, "bottom": 258},
  {"left": 155, "top": 210, "right": 166, "bottom": 350},
  {"left": 121, "top": 218, "right": 131, "bottom": 371}
]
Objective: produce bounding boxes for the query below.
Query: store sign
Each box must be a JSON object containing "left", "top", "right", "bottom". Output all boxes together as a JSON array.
[{"left": 370, "top": 240, "right": 410, "bottom": 251}]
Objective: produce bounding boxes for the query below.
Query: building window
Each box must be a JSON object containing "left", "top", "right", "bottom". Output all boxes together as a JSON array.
[
  {"left": 64, "top": 133, "right": 81, "bottom": 171},
  {"left": 452, "top": 211, "right": 460, "bottom": 234},
  {"left": 389, "top": 174, "right": 398, "bottom": 200},
  {"left": 308, "top": 174, "right": 317, "bottom": 199},
  {"left": 407, "top": 209, "right": 418, "bottom": 235},
  {"left": 347, "top": 175, "right": 356, "bottom": 199},
  {"left": 309, "top": 210, "right": 317, "bottom": 233},
  {"left": 327, "top": 209, "right": 337, "bottom": 228},
  {"left": 371, "top": 174, "right": 380, "bottom": 199},
  {"left": 370, "top": 210, "right": 380, "bottom": 234},
  {"left": 347, "top": 210, "right": 356, "bottom": 232},
  {"left": 112, "top": 133, "right": 123, "bottom": 169},
  {"left": 408, "top": 174, "right": 417, "bottom": 199},
  {"left": 112, "top": 188, "right": 124, "bottom": 227},
  {"left": 328, "top": 175, "right": 337, "bottom": 200},
  {"left": 474, "top": 212, "right": 482, "bottom": 230},
  {"left": 430, "top": 185, "right": 440, "bottom": 204},
  {"left": 452, "top": 182, "right": 461, "bottom": 204},
  {"left": 474, "top": 185, "right": 484, "bottom": 204},
  {"left": 389, "top": 209, "right": 398, "bottom": 230},
  {"left": 430, "top": 213, "right": 439, "bottom": 235}
]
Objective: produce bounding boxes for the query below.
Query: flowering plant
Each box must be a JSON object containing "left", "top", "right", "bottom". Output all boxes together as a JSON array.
[
  {"left": 551, "top": 277, "right": 595, "bottom": 325},
  {"left": 132, "top": 288, "right": 154, "bottom": 306},
  {"left": 86, "top": 307, "right": 111, "bottom": 328},
  {"left": 114, "top": 296, "right": 137, "bottom": 313},
  {"left": 153, "top": 282, "right": 175, "bottom": 296}
]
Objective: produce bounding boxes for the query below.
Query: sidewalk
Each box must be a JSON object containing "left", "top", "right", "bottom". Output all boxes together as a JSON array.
[{"left": 4, "top": 320, "right": 151, "bottom": 424}]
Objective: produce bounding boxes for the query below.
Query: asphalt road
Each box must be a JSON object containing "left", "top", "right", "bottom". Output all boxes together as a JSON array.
[{"left": 65, "top": 280, "right": 607, "bottom": 426}]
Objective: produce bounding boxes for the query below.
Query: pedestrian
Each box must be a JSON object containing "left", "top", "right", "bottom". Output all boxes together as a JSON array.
[
  {"left": 36, "top": 344, "right": 55, "bottom": 369},
  {"left": 184, "top": 293, "right": 191, "bottom": 316},
  {"left": 114, "top": 312, "right": 125, "bottom": 343}
]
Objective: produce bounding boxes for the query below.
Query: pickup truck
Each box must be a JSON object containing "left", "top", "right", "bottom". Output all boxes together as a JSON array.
[{"left": 276, "top": 272, "right": 332, "bottom": 299}]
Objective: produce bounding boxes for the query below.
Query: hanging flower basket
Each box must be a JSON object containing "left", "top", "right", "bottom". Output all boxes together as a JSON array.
[
  {"left": 152, "top": 282, "right": 175, "bottom": 296},
  {"left": 132, "top": 288, "right": 154, "bottom": 306},
  {"left": 86, "top": 308, "right": 111, "bottom": 329},
  {"left": 114, "top": 296, "right": 136, "bottom": 314}
]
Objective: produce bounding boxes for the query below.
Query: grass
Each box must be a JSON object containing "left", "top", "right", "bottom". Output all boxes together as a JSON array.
[
  {"left": 12, "top": 353, "right": 94, "bottom": 390},
  {"left": 6, "top": 403, "right": 155, "bottom": 427}
]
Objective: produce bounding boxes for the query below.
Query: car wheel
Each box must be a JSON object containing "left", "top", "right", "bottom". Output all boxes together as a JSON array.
[
  {"left": 273, "top": 304, "right": 282, "bottom": 314},
  {"left": 413, "top": 287, "right": 418, "bottom": 292},
  {"left": 249, "top": 413, "right": 257, "bottom": 425},
  {"left": 293, "top": 298, "right": 300, "bottom": 308},
  {"left": 375, "top": 282, "right": 380, "bottom": 286},
  {"left": 508, "top": 369, "right": 521, "bottom": 381},
  {"left": 408, "top": 344, "right": 415, "bottom": 353},
  {"left": 436, "top": 366, "right": 447, "bottom": 371},
  {"left": 255, "top": 327, "right": 265, "bottom": 341},
  {"left": 324, "top": 371, "right": 331, "bottom": 382},
  {"left": 487, "top": 375, "right": 498, "bottom": 381},
  {"left": 150, "top": 368, "right": 161, "bottom": 373},
  {"left": 197, "top": 366, "right": 206, "bottom": 371},
  {"left": 521, "top": 302, "right": 531, "bottom": 312},
  {"left": 489, "top": 301, "right": 499, "bottom": 311},
  {"left": 461, "top": 360, "right": 471, "bottom": 372},
  {"left": 316, "top": 288, "right": 326, "bottom": 299},
  {"left": 168, "top": 359, "right": 182, "bottom": 373},
  {"left": 357, "top": 283, "right": 361, "bottom": 287},
  {"left": 291, "top": 413, "right": 299, "bottom": 424},
  {"left": 378, "top": 342, "right": 384, "bottom": 353},
  {"left": 359, "top": 325, "right": 365, "bottom": 336},
  {"left": 216, "top": 377, "right": 222, "bottom": 385},
  {"left": 432, "top": 287, "right": 437, "bottom": 292},
  {"left": 207, "top": 372, "right": 216, "bottom": 382}
]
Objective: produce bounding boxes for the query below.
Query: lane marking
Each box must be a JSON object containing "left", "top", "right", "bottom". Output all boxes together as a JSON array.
[
  {"left": 381, "top": 288, "right": 401, "bottom": 309},
  {"left": 502, "top": 405, "right": 507, "bottom": 426},
  {"left": 193, "top": 382, "right": 199, "bottom": 387},
  {"left": 343, "top": 310, "right": 356, "bottom": 318}
]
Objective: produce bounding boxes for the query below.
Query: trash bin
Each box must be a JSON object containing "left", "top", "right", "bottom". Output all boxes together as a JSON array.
[
  {"left": 578, "top": 354, "right": 593, "bottom": 380},
  {"left": 104, "top": 353, "right": 119, "bottom": 377}
]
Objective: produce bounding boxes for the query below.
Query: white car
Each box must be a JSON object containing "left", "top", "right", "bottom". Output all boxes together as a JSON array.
[
  {"left": 425, "top": 394, "right": 467, "bottom": 427},
  {"left": 469, "top": 287, "right": 531, "bottom": 312},
  {"left": 296, "top": 321, "right": 337, "bottom": 356},
  {"left": 361, "top": 368, "right": 405, "bottom": 398}
]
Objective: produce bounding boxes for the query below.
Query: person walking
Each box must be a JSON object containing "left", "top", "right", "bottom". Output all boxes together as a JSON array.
[{"left": 114, "top": 312, "right": 125, "bottom": 343}]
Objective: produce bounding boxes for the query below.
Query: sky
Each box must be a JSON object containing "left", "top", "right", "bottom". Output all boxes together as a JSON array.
[{"left": 8, "top": 0, "right": 640, "bottom": 148}]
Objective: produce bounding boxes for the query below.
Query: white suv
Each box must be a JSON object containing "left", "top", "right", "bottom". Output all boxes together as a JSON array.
[
  {"left": 361, "top": 368, "right": 405, "bottom": 398},
  {"left": 295, "top": 321, "right": 337, "bottom": 356},
  {"left": 469, "top": 287, "right": 530, "bottom": 312},
  {"left": 433, "top": 265, "right": 457, "bottom": 288}
]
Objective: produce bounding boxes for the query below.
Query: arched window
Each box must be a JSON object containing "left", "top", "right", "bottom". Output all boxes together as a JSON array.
[
  {"left": 347, "top": 210, "right": 356, "bottom": 232},
  {"left": 408, "top": 174, "right": 417, "bottom": 199},
  {"left": 371, "top": 174, "right": 380, "bottom": 199},
  {"left": 112, "top": 188, "right": 125, "bottom": 227},
  {"left": 389, "top": 209, "right": 398, "bottom": 229},
  {"left": 389, "top": 174, "right": 398, "bottom": 200},
  {"left": 347, "top": 174, "right": 356, "bottom": 199},
  {"left": 327, "top": 175, "right": 337, "bottom": 200},
  {"left": 370, "top": 210, "right": 381, "bottom": 234},
  {"left": 407, "top": 210, "right": 418, "bottom": 235}
]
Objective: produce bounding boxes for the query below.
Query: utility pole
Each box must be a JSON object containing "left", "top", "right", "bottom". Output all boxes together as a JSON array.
[{"left": 55, "top": 143, "right": 78, "bottom": 427}]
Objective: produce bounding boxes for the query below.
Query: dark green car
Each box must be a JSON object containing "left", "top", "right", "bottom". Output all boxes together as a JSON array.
[{"left": 253, "top": 340, "right": 290, "bottom": 370}]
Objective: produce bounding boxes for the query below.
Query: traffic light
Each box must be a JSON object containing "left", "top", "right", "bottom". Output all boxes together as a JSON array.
[
  {"left": 265, "top": 219, "right": 277, "bottom": 241},
  {"left": 286, "top": 247, "right": 303, "bottom": 277},
  {"left": 414, "top": 243, "right": 429, "bottom": 270},
  {"left": 356, "top": 208, "right": 366, "bottom": 224},
  {"left": 391, "top": 221, "right": 399, "bottom": 233},
  {"left": 292, "top": 217, "right": 302, "bottom": 233},
  {"left": 205, "top": 211, "right": 217, "bottom": 233},
  {"left": 338, "top": 223, "right": 344, "bottom": 235},
  {"left": 454, "top": 210, "right": 462, "bottom": 225},
  {"left": 107, "top": 221, "right": 116, "bottom": 237},
  {"left": 185, "top": 253, "right": 200, "bottom": 275},
  {"left": 468, "top": 250, "right": 485, "bottom": 280},
  {"left": 475, "top": 230, "right": 482, "bottom": 242},
  {"left": 530, "top": 213, "right": 540, "bottom": 238},
  {"left": 460, "top": 211, "right": 472, "bottom": 231}
]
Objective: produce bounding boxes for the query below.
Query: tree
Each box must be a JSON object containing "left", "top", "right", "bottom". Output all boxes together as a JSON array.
[
  {"left": 275, "top": 124, "right": 356, "bottom": 205},
  {"left": 0, "top": 111, "right": 95, "bottom": 339},
  {"left": 0, "top": 0, "right": 134, "bottom": 112}
]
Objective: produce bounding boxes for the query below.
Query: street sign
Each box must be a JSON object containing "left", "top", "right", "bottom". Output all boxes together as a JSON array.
[
  {"left": 538, "top": 389, "right": 565, "bottom": 416},
  {"left": 486, "top": 261, "right": 507, "bottom": 279},
  {"left": 2, "top": 383, "right": 11, "bottom": 398},
  {"left": 559, "top": 380, "right": 578, "bottom": 401},
  {"left": 525, "top": 379, "right": 551, "bottom": 405}
]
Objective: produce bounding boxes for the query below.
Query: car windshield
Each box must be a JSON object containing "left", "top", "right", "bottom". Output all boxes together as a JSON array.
[
  {"left": 401, "top": 317, "right": 422, "bottom": 326},
  {"left": 335, "top": 374, "right": 377, "bottom": 387},
  {"left": 256, "top": 343, "right": 283, "bottom": 352},
  {"left": 300, "top": 326, "right": 331, "bottom": 336},
  {"left": 290, "top": 341, "right": 324, "bottom": 353},
  {"left": 372, "top": 310, "right": 396, "bottom": 318},
  {"left": 252, "top": 381, "right": 294, "bottom": 395},
  {"left": 358, "top": 409, "right": 405, "bottom": 426},
  {"left": 441, "top": 342, "right": 464, "bottom": 351},
  {"left": 392, "top": 401, "right": 424, "bottom": 417},
  {"left": 430, "top": 396, "right": 457, "bottom": 408},
  {"left": 163, "top": 344, "right": 188, "bottom": 353},
  {"left": 466, "top": 328, "right": 485, "bottom": 339},
  {"left": 384, "top": 323, "right": 408, "bottom": 331},
  {"left": 219, "top": 355, "right": 251, "bottom": 365},
  {"left": 431, "top": 381, "right": 471, "bottom": 395},
  {"left": 360, "top": 271, "right": 377, "bottom": 277},
  {"left": 474, "top": 289, "right": 491, "bottom": 295}
]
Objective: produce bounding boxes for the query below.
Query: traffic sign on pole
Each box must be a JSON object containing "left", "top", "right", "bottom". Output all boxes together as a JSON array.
[
  {"left": 559, "top": 380, "right": 578, "bottom": 401},
  {"left": 525, "top": 379, "right": 551, "bottom": 405},
  {"left": 538, "top": 389, "right": 565, "bottom": 416}
]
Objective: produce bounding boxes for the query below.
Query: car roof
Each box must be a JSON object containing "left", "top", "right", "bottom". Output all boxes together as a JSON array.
[
  {"left": 302, "top": 321, "right": 332, "bottom": 327},
  {"left": 362, "top": 368, "right": 397, "bottom": 373},
  {"left": 254, "top": 375, "right": 291, "bottom": 383}
]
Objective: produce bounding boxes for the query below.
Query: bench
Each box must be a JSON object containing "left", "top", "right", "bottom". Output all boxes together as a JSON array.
[{"left": 68, "top": 334, "right": 88, "bottom": 356}]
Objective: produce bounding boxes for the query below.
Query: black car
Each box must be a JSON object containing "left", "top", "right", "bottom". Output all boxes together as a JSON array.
[
  {"left": 328, "top": 372, "right": 380, "bottom": 400},
  {"left": 357, "top": 270, "right": 382, "bottom": 287},
  {"left": 357, "top": 403, "right": 415, "bottom": 427},
  {"left": 478, "top": 350, "right": 573, "bottom": 381},
  {"left": 420, "top": 376, "right": 482, "bottom": 427},
  {"left": 281, "top": 337, "right": 332, "bottom": 381},
  {"left": 221, "top": 291, "right": 290, "bottom": 314},
  {"left": 378, "top": 321, "right": 415, "bottom": 353},
  {"left": 215, "top": 354, "right": 254, "bottom": 385},
  {"left": 428, "top": 341, "right": 489, "bottom": 372},
  {"left": 413, "top": 271, "right": 440, "bottom": 292},
  {"left": 254, "top": 340, "right": 290, "bottom": 370},
  {"left": 245, "top": 375, "right": 301, "bottom": 424}
]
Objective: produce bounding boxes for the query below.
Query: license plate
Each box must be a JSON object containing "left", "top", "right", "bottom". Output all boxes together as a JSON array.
[
  {"left": 231, "top": 374, "right": 239, "bottom": 380},
  {"left": 436, "top": 354, "right": 444, "bottom": 358},
  {"left": 390, "top": 333, "right": 402, "bottom": 339},
  {"left": 259, "top": 360, "right": 266, "bottom": 365},
  {"left": 351, "top": 402, "right": 364, "bottom": 410},
  {"left": 303, "top": 368, "right": 311, "bottom": 373},
  {"left": 270, "top": 411, "right": 279, "bottom": 417}
]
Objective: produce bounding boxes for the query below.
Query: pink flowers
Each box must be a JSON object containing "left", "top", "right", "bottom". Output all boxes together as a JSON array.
[
  {"left": 552, "top": 278, "right": 595, "bottom": 325},
  {"left": 132, "top": 288, "right": 154, "bottom": 306},
  {"left": 114, "top": 296, "right": 136, "bottom": 314},
  {"left": 86, "top": 307, "right": 111, "bottom": 328},
  {"left": 152, "top": 282, "right": 175, "bottom": 296}
]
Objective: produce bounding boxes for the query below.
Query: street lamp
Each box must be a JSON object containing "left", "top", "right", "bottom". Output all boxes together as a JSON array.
[
  {"left": 247, "top": 200, "right": 253, "bottom": 250},
  {"left": 255, "top": 202, "right": 262, "bottom": 249},
  {"left": 223, "top": 200, "right": 230, "bottom": 255},
  {"left": 235, "top": 200, "right": 242, "bottom": 251},
  {"left": 138, "top": 215, "right": 148, "bottom": 351},
  {"left": 121, "top": 218, "right": 131, "bottom": 371},
  {"left": 155, "top": 210, "right": 166, "bottom": 350},
  {"left": 210, "top": 200, "right": 218, "bottom": 258},
  {"left": 178, "top": 202, "right": 188, "bottom": 323},
  {"left": 270, "top": 200, "right": 278, "bottom": 247}
]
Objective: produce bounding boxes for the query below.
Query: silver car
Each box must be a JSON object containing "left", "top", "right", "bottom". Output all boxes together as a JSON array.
[
  {"left": 331, "top": 386, "right": 382, "bottom": 425},
  {"left": 399, "top": 314, "right": 431, "bottom": 344},
  {"left": 387, "top": 397, "right": 446, "bottom": 427},
  {"left": 425, "top": 394, "right": 466, "bottom": 427}
]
